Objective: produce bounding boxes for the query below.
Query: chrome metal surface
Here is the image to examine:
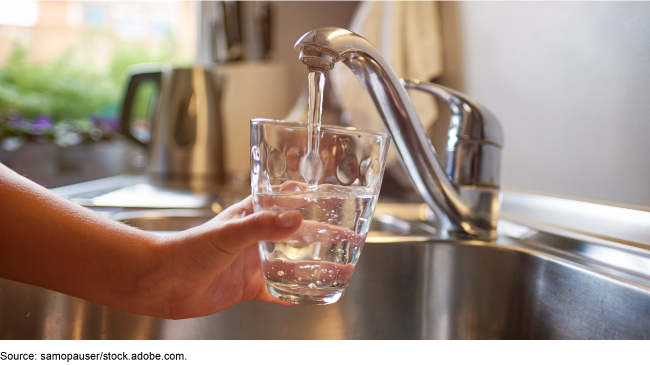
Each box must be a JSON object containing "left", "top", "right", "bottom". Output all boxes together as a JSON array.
[
  {"left": 50, "top": 175, "right": 149, "bottom": 206},
  {"left": 501, "top": 191, "right": 650, "bottom": 247},
  {"left": 294, "top": 27, "right": 504, "bottom": 239},
  {"left": 401, "top": 80, "right": 503, "bottom": 187},
  {"left": 3, "top": 235, "right": 650, "bottom": 339},
  {"left": 121, "top": 65, "right": 226, "bottom": 188},
  {"left": 52, "top": 175, "right": 251, "bottom": 211}
]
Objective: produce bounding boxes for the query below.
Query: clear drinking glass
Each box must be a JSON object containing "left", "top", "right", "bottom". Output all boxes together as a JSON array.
[{"left": 250, "top": 118, "right": 391, "bottom": 305}]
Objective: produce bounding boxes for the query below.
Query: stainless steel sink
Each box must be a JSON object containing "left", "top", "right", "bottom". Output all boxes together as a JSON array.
[
  {"left": 114, "top": 209, "right": 216, "bottom": 234},
  {"left": 2, "top": 175, "right": 650, "bottom": 339},
  {"left": 2, "top": 234, "right": 650, "bottom": 339}
]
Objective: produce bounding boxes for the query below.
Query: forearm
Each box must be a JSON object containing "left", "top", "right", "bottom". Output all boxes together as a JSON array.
[{"left": 0, "top": 164, "right": 168, "bottom": 316}]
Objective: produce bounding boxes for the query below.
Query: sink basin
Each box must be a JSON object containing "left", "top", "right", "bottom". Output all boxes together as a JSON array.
[
  {"left": 2, "top": 233, "right": 650, "bottom": 339},
  {"left": 2, "top": 176, "right": 649, "bottom": 339},
  {"left": 113, "top": 209, "right": 216, "bottom": 234}
]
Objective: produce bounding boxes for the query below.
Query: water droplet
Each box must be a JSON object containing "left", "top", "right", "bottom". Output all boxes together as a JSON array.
[
  {"left": 277, "top": 271, "right": 285, "bottom": 277},
  {"left": 297, "top": 277, "right": 303, "bottom": 281},
  {"left": 25, "top": 312, "right": 30, "bottom": 318},
  {"left": 308, "top": 283, "right": 316, "bottom": 289}
]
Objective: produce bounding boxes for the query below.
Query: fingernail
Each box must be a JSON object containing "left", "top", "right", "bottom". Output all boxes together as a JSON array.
[{"left": 278, "top": 212, "right": 299, "bottom": 228}]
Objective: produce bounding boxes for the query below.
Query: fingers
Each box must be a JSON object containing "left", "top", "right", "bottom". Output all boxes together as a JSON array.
[
  {"left": 207, "top": 195, "right": 364, "bottom": 256},
  {"left": 213, "top": 196, "right": 254, "bottom": 222},
  {"left": 255, "top": 194, "right": 309, "bottom": 210},
  {"left": 212, "top": 210, "right": 303, "bottom": 255}
]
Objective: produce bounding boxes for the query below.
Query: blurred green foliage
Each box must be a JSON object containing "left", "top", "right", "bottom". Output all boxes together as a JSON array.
[
  {"left": 0, "top": 44, "right": 114, "bottom": 121},
  {"left": 0, "top": 33, "right": 189, "bottom": 131}
]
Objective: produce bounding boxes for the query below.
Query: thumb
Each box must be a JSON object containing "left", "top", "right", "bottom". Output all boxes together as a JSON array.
[{"left": 212, "top": 210, "right": 302, "bottom": 255}]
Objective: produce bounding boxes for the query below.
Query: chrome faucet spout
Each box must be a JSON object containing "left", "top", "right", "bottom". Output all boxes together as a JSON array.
[{"left": 295, "top": 27, "right": 504, "bottom": 240}]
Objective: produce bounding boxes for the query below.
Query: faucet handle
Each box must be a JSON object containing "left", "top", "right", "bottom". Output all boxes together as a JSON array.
[
  {"left": 401, "top": 80, "right": 503, "bottom": 149},
  {"left": 402, "top": 79, "right": 504, "bottom": 188}
]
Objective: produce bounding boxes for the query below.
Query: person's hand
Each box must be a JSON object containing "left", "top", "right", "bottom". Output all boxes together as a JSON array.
[
  {"left": 154, "top": 196, "right": 302, "bottom": 319},
  {"left": 0, "top": 163, "right": 303, "bottom": 320}
]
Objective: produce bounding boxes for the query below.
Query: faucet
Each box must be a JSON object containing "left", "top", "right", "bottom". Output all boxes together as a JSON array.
[{"left": 295, "top": 27, "right": 504, "bottom": 240}]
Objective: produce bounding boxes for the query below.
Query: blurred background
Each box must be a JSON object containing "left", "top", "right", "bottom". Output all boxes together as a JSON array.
[
  {"left": 0, "top": 1, "right": 199, "bottom": 186},
  {"left": 0, "top": 1, "right": 648, "bottom": 208}
]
